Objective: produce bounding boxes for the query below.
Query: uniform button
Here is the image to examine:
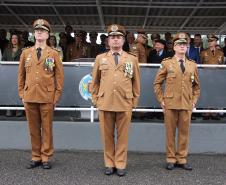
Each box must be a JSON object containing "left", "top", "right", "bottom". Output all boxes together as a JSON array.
[
  {"left": 36, "top": 72, "right": 39, "bottom": 74},
  {"left": 113, "top": 90, "right": 116, "bottom": 92}
]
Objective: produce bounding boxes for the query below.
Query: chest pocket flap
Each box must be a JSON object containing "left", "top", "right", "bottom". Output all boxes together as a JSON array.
[{"left": 99, "top": 64, "right": 109, "bottom": 70}]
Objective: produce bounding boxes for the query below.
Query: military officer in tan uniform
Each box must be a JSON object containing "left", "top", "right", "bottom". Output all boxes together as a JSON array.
[
  {"left": 18, "top": 19, "right": 64, "bottom": 169},
  {"left": 200, "top": 34, "right": 224, "bottom": 120},
  {"left": 66, "top": 30, "right": 89, "bottom": 61},
  {"left": 131, "top": 30, "right": 148, "bottom": 63},
  {"left": 201, "top": 34, "right": 224, "bottom": 64},
  {"left": 91, "top": 24, "right": 140, "bottom": 176},
  {"left": 154, "top": 32, "right": 200, "bottom": 171}
]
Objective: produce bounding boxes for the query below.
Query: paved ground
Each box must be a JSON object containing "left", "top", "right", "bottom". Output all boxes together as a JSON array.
[{"left": 0, "top": 150, "right": 225, "bottom": 185}]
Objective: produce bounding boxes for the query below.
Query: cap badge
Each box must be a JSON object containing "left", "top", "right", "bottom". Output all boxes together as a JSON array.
[
  {"left": 37, "top": 19, "right": 44, "bottom": 26},
  {"left": 111, "top": 25, "right": 118, "bottom": 32},
  {"left": 178, "top": 33, "right": 186, "bottom": 39}
]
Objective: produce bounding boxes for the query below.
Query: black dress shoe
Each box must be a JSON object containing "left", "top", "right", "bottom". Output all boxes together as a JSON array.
[
  {"left": 42, "top": 162, "right": 52, "bottom": 169},
  {"left": 165, "top": 163, "right": 175, "bottom": 170},
  {"left": 116, "top": 169, "right": 126, "bottom": 177},
  {"left": 26, "top": 160, "right": 42, "bottom": 169},
  {"left": 105, "top": 167, "right": 115, "bottom": 175},
  {"left": 176, "top": 163, "right": 193, "bottom": 170}
]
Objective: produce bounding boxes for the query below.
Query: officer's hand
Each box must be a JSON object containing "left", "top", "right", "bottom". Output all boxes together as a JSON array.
[
  {"left": 53, "top": 103, "right": 57, "bottom": 110},
  {"left": 161, "top": 101, "right": 165, "bottom": 113},
  {"left": 193, "top": 103, "right": 196, "bottom": 108}
]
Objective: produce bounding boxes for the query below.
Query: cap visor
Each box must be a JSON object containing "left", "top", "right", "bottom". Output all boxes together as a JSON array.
[
  {"left": 34, "top": 25, "right": 49, "bottom": 32},
  {"left": 108, "top": 32, "right": 124, "bottom": 36}
]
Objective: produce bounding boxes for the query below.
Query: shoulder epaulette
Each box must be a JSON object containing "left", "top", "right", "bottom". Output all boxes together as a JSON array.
[
  {"left": 22, "top": 46, "right": 31, "bottom": 51},
  {"left": 188, "top": 58, "right": 196, "bottom": 63},
  {"left": 127, "top": 52, "right": 137, "bottom": 57},
  {"left": 52, "top": 47, "right": 61, "bottom": 52},
  {"left": 162, "top": 57, "right": 172, "bottom": 61}
]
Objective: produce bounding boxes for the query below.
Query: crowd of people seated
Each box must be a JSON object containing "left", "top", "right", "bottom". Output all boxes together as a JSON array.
[{"left": 1, "top": 25, "right": 226, "bottom": 64}]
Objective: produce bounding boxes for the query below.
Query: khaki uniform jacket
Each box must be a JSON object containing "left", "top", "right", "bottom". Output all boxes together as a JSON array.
[
  {"left": 66, "top": 42, "right": 90, "bottom": 61},
  {"left": 130, "top": 42, "right": 147, "bottom": 63},
  {"left": 18, "top": 46, "right": 64, "bottom": 104},
  {"left": 154, "top": 56, "right": 200, "bottom": 110},
  {"left": 200, "top": 48, "right": 224, "bottom": 64},
  {"left": 92, "top": 51, "right": 140, "bottom": 112}
]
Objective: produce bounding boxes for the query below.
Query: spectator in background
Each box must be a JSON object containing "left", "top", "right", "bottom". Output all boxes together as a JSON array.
[
  {"left": 99, "top": 34, "right": 108, "bottom": 53},
  {"left": 81, "top": 30, "right": 91, "bottom": 57},
  {"left": 164, "top": 32, "right": 172, "bottom": 41},
  {"left": 81, "top": 30, "right": 89, "bottom": 45},
  {"left": 122, "top": 31, "right": 130, "bottom": 52},
  {"left": 59, "top": 32, "right": 68, "bottom": 61},
  {"left": 88, "top": 31, "right": 100, "bottom": 58},
  {"left": 194, "top": 34, "right": 204, "bottom": 55},
  {"left": 99, "top": 35, "right": 109, "bottom": 53},
  {"left": 166, "top": 38, "right": 175, "bottom": 56},
  {"left": 0, "top": 29, "right": 9, "bottom": 54},
  {"left": 47, "top": 35, "right": 63, "bottom": 61},
  {"left": 201, "top": 34, "right": 224, "bottom": 65},
  {"left": 2, "top": 32, "right": 22, "bottom": 62},
  {"left": 131, "top": 30, "right": 148, "bottom": 63},
  {"left": 66, "top": 30, "right": 89, "bottom": 61},
  {"left": 125, "top": 32, "right": 136, "bottom": 53},
  {"left": 151, "top": 33, "right": 161, "bottom": 46},
  {"left": 223, "top": 38, "right": 226, "bottom": 63},
  {"left": 21, "top": 31, "right": 34, "bottom": 48},
  {"left": 186, "top": 33, "right": 200, "bottom": 64},
  {"left": 2, "top": 32, "right": 23, "bottom": 117},
  {"left": 64, "top": 25, "right": 74, "bottom": 45},
  {"left": 148, "top": 39, "right": 173, "bottom": 63}
]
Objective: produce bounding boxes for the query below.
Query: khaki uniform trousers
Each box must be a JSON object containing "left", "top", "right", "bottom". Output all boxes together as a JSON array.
[
  {"left": 99, "top": 110, "right": 132, "bottom": 169},
  {"left": 24, "top": 102, "right": 54, "bottom": 162},
  {"left": 164, "top": 109, "right": 192, "bottom": 164}
]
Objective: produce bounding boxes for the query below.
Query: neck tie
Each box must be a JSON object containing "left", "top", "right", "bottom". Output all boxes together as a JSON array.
[
  {"left": 113, "top": 52, "right": 119, "bottom": 66},
  {"left": 37, "top": 47, "right": 42, "bottom": 60},
  {"left": 157, "top": 51, "right": 160, "bottom": 56},
  {"left": 179, "top": 59, "right": 185, "bottom": 73},
  {"left": 211, "top": 50, "right": 215, "bottom": 55}
]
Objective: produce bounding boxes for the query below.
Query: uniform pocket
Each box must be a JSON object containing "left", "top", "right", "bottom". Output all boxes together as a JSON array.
[
  {"left": 125, "top": 92, "right": 134, "bottom": 99},
  {"left": 47, "top": 85, "right": 55, "bottom": 92},
  {"left": 99, "top": 64, "right": 109, "bottom": 70},
  {"left": 166, "top": 73, "right": 176, "bottom": 83},
  {"left": 164, "top": 91, "right": 173, "bottom": 98},
  {"left": 99, "top": 64, "right": 109, "bottom": 76}
]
